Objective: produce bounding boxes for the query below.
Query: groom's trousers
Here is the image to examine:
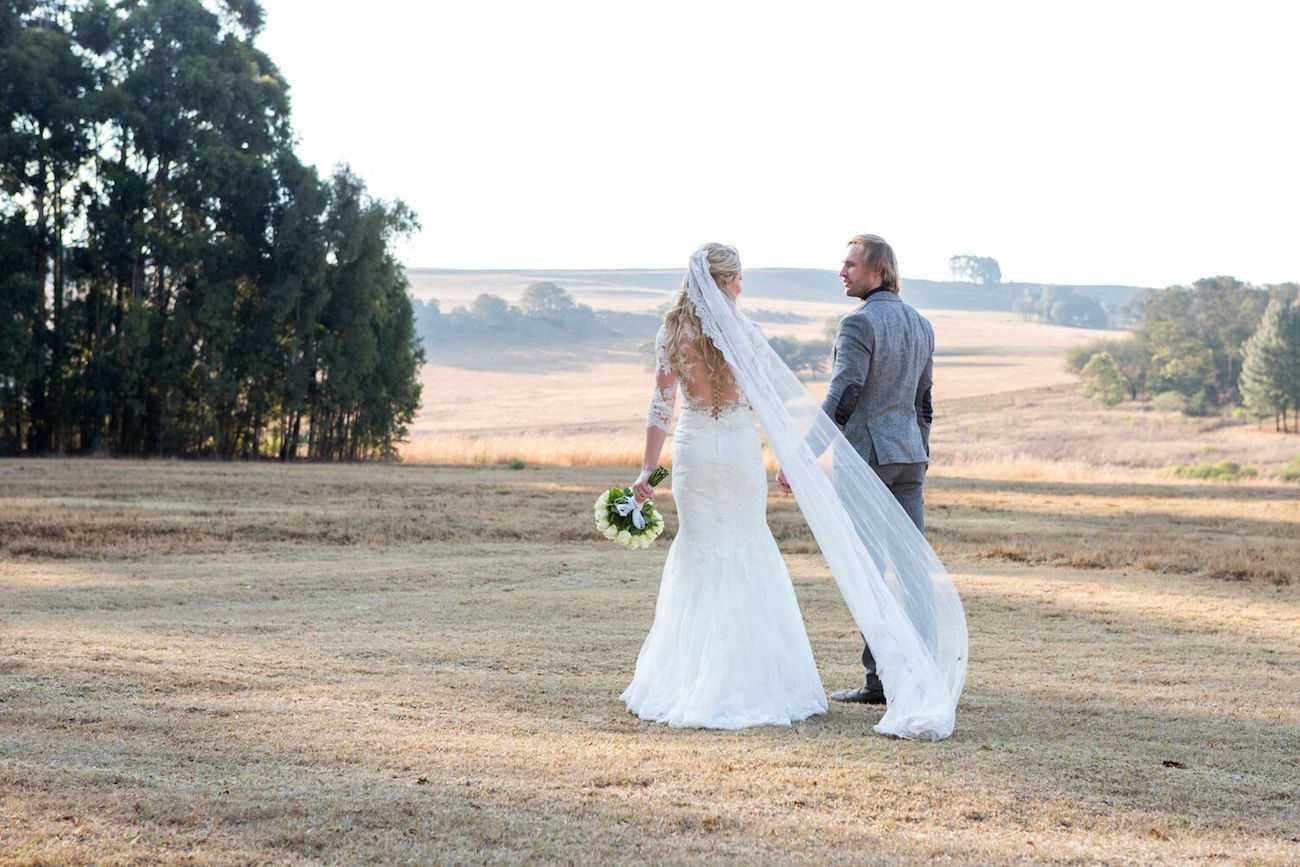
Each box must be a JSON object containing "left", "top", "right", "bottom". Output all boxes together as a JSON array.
[
  {"left": 861, "top": 460, "right": 927, "bottom": 677},
  {"left": 871, "top": 460, "right": 926, "bottom": 534}
]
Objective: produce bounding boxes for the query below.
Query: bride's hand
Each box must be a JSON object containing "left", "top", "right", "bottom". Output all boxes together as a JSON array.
[{"left": 631, "top": 470, "right": 654, "bottom": 502}]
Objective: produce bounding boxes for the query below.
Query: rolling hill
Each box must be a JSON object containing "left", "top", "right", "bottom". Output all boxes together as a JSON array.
[{"left": 406, "top": 267, "right": 1150, "bottom": 313}]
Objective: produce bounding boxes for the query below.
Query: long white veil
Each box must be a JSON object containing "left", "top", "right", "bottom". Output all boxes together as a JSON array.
[{"left": 685, "top": 248, "right": 967, "bottom": 740}]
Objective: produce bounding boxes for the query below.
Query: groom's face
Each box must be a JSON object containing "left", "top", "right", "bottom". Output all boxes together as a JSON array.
[{"left": 840, "top": 245, "right": 882, "bottom": 299}]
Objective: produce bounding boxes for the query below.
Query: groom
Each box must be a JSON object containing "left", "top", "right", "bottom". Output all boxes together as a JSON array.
[{"left": 778, "top": 233, "right": 934, "bottom": 705}]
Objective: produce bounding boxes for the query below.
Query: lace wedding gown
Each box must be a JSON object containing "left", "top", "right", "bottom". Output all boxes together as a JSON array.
[{"left": 619, "top": 323, "right": 828, "bottom": 729}]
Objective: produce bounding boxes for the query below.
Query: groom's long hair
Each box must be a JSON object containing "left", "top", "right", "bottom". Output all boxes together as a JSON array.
[
  {"left": 849, "top": 234, "right": 901, "bottom": 293},
  {"left": 662, "top": 243, "right": 741, "bottom": 391}
]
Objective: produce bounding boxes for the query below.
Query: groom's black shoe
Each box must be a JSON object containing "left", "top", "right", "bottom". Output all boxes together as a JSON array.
[{"left": 831, "top": 677, "right": 886, "bottom": 705}]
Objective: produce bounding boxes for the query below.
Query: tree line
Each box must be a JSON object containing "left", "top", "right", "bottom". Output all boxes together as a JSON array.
[
  {"left": 1068, "top": 276, "right": 1300, "bottom": 431},
  {"left": 1, "top": 0, "right": 422, "bottom": 459},
  {"left": 948, "top": 254, "right": 1001, "bottom": 285},
  {"left": 1014, "top": 285, "right": 1111, "bottom": 329},
  {"left": 949, "top": 255, "right": 1121, "bottom": 329},
  {"left": 416, "top": 282, "right": 596, "bottom": 336}
]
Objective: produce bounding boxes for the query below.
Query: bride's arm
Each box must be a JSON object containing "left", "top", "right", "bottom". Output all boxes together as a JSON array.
[{"left": 632, "top": 327, "right": 676, "bottom": 501}]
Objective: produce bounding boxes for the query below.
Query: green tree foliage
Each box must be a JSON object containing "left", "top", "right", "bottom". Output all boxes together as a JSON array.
[
  {"left": 948, "top": 254, "right": 1001, "bottom": 285},
  {"left": 1135, "top": 277, "right": 1269, "bottom": 411},
  {"left": 1063, "top": 279, "right": 1298, "bottom": 420},
  {"left": 418, "top": 283, "right": 595, "bottom": 337},
  {"left": 0, "top": 1, "right": 421, "bottom": 458},
  {"left": 1081, "top": 352, "right": 1126, "bottom": 407},
  {"left": 1065, "top": 336, "right": 1149, "bottom": 400},
  {"left": 469, "top": 293, "right": 519, "bottom": 330},
  {"left": 767, "top": 336, "right": 830, "bottom": 378},
  {"left": 1015, "top": 285, "right": 1109, "bottom": 328},
  {"left": 520, "top": 281, "right": 594, "bottom": 329},
  {"left": 1240, "top": 296, "right": 1300, "bottom": 432}
]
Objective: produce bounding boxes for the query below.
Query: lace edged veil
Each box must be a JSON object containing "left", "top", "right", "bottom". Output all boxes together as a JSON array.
[{"left": 684, "top": 248, "right": 968, "bottom": 740}]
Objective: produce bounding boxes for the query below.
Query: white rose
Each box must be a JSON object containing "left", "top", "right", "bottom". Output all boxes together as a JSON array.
[
  {"left": 603, "top": 525, "right": 618, "bottom": 540},
  {"left": 616, "top": 530, "right": 632, "bottom": 546},
  {"left": 596, "top": 517, "right": 611, "bottom": 531}
]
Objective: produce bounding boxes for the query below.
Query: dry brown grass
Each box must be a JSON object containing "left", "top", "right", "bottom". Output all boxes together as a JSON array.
[
  {"left": 411, "top": 300, "right": 1300, "bottom": 483},
  {"left": 409, "top": 308, "right": 1121, "bottom": 468},
  {"left": 932, "top": 386, "right": 1300, "bottom": 483},
  {"left": 2, "top": 459, "right": 1298, "bottom": 865}
]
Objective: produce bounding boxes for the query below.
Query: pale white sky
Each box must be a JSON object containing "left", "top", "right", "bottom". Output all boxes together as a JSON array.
[{"left": 257, "top": 1, "right": 1300, "bottom": 287}]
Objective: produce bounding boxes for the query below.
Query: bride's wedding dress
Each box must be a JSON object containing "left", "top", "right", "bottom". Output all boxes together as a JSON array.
[
  {"left": 619, "top": 249, "right": 966, "bottom": 740},
  {"left": 619, "top": 323, "right": 828, "bottom": 729}
]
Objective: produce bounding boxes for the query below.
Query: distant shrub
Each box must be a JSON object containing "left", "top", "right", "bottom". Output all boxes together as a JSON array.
[
  {"left": 1280, "top": 457, "right": 1300, "bottom": 482},
  {"left": 506, "top": 459, "right": 526, "bottom": 470},
  {"left": 1160, "top": 460, "right": 1258, "bottom": 482},
  {"left": 748, "top": 308, "right": 811, "bottom": 325},
  {"left": 1066, "top": 337, "right": 1148, "bottom": 399},
  {"left": 423, "top": 284, "right": 596, "bottom": 339},
  {"left": 1081, "top": 352, "right": 1125, "bottom": 407},
  {"left": 1151, "top": 391, "right": 1187, "bottom": 413},
  {"left": 1016, "top": 285, "right": 1109, "bottom": 328},
  {"left": 1065, "top": 344, "right": 1097, "bottom": 374},
  {"left": 768, "top": 336, "right": 831, "bottom": 377}
]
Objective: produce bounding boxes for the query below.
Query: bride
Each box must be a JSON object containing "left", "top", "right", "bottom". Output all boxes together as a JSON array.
[
  {"left": 619, "top": 243, "right": 968, "bottom": 740},
  {"left": 618, "top": 243, "right": 828, "bottom": 729}
]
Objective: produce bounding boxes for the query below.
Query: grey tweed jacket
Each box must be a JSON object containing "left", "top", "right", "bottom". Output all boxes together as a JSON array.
[{"left": 820, "top": 291, "right": 934, "bottom": 465}]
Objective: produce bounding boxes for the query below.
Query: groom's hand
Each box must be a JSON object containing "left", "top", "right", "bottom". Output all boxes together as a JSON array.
[{"left": 775, "top": 469, "right": 792, "bottom": 494}]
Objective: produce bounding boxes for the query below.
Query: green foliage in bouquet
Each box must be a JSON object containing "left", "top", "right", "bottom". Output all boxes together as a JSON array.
[
  {"left": 601, "top": 490, "right": 663, "bottom": 535},
  {"left": 592, "top": 467, "right": 669, "bottom": 549}
]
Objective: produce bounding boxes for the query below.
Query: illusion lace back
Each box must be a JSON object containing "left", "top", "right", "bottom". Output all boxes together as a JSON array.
[
  {"left": 622, "top": 323, "right": 827, "bottom": 729},
  {"left": 647, "top": 321, "right": 748, "bottom": 429}
]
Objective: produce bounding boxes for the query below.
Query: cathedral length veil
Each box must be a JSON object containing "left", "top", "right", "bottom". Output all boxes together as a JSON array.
[{"left": 685, "top": 249, "right": 968, "bottom": 740}]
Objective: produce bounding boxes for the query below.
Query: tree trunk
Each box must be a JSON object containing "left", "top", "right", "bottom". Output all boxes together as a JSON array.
[
  {"left": 28, "top": 156, "right": 50, "bottom": 453},
  {"left": 50, "top": 172, "right": 65, "bottom": 452}
]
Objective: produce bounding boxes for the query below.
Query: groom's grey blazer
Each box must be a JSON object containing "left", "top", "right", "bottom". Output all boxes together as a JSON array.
[{"left": 820, "top": 290, "right": 934, "bottom": 465}]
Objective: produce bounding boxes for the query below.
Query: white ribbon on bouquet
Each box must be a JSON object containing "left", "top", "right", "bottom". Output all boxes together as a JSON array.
[{"left": 613, "top": 494, "right": 647, "bottom": 529}]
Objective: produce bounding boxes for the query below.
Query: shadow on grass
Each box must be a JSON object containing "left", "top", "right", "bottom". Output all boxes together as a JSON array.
[
  {"left": 928, "top": 476, "right": 1300, "bottom": 502},
  {"left": 5, "top": 549, "right": 1298, "bottom": 863}
]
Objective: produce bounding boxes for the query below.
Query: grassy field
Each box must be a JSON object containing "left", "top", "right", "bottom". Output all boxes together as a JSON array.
[
  {"left": 5, "top": 284, "right": 1298, "bottom": 863},
  {"left": 409, "top": 308, "right": 1119, "bottom": 468},
  {"left": 2, "top": 459, "right": 1297, "bottom": 864}
]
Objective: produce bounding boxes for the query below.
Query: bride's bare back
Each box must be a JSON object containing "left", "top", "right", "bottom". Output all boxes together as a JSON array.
[{"left": 648, "top": 322, "right": 746, "bottom": 431}]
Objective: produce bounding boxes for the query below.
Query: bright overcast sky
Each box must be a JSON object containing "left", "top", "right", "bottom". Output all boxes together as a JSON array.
[{"left": 257, "top": 1, "right": 1300, "bottom": 287}]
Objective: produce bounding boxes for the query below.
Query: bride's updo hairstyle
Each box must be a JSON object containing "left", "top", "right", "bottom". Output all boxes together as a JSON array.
[{"left": 663, "top": 243, "right": 741, "bottom": 392}]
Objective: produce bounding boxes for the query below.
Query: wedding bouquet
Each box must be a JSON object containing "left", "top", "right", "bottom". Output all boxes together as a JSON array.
[{"left": 594, "top": 466, "right": 669, "bottom": 549}]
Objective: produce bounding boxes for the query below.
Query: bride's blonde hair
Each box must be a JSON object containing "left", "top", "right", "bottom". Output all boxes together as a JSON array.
[{"left": 663, "top": 243, "right": 741, "bottom": 391}]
